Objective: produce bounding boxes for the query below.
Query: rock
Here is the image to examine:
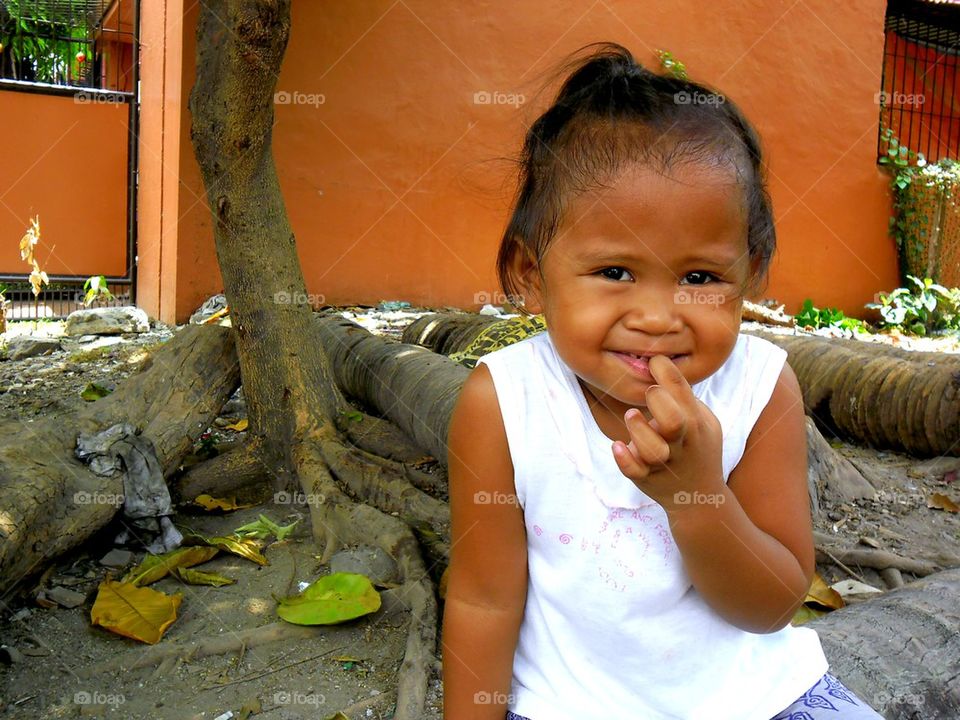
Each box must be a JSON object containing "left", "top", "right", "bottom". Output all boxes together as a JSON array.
[
  {"left": 0, "top": 645, "right": 24, "bottom": 664},
  {"left": 64, "top": 307, "right": 149, "bottom": 336},
  {"left": 45, "top": 586, "right": 86, "bottom": 609},
  {"left": 908, "top": 456, "right": 960, "bottom": 479},
  {"left": 7, "top": 335, "right": 62, "bottom": 360},
  {"left": 99, "top": 549, "right": 134, "bottom": 569},
  {"left": 190, "top": 294, "right": 228, "bottom": 324},
  {"left": 329, "top": 545, "right": 400, "bottom": 585}
]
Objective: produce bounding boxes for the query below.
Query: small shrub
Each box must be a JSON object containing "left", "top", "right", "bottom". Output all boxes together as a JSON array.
[
  {"left": 866, "top": 275, "right": 960, "bottom": 335},
  {"left": 795, "top": 299, "right": 871, "bottom": 334}
]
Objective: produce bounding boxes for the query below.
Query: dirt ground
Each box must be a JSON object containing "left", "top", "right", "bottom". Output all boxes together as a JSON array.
[{"left": 0, "top": 311, "right": 958, "bottom": 719}]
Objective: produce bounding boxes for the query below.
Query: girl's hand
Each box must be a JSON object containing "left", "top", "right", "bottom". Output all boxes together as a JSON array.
[{"left": 611, "top": 354, "right": 727, "bottom": 512}]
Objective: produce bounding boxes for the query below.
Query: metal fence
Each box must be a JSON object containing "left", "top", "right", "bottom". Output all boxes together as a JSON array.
[
  {"left": 0, "top": 0, "right": 138, "bottom": 321},
  {"left": 879, "top": 0, "right": 960, "bottom": 163}
]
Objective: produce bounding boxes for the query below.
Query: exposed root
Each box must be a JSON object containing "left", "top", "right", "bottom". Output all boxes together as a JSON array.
[
  {"left": 333, "top": 689, "right": 398, "bottom": 718},
  {"left": 335, "top": 407, "right": 429, "bottom": 464},
  {"left": 814, "top": 531, "right": 959, "bottom": 576},
  {"left": 323, "top": 441, "right": 449, "bottom": 531},
  {"left": 79, "top": 621, "right": 321, "bottom": 676},
  {"left": 333, "top": 503, "right": 437, "bottom": 720},
  {"left": 173, "top": 435, "right": 270, "bottom": 501}
]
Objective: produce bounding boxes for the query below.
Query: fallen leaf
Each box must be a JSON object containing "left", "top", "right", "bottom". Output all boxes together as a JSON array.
[
  {"left": 80, "top": 382, "right": 112, "bottom": 401},
  {"left": 928, "top": 493, "right": 959, "bottom": 513},
  {"left": 192, "top": 494, "right": 254, "bottom": 512},
  {"left": 224, "top": 418, "right": 248, "bottom": 432},
  {"left": 206, "top": 535, "right": 269, "bottom": 565},
  {"left": 232, "top": 514, "right": 299, "bottom": 542},
  {"left": 790, "top": 604, "right": 827, "bottom": 626},
  {"left": 277, "top": 573, "right": 381, "bottom": 625},
  {"left": 172, "top": 567, "right": 235, "bottom": 587},
  {"left": 322, "top": 714, "right": 350, "bottom": 720},
  {"left": 803, "top": 572, "right": 845, "bottom": 611},
  {"left": 124, "top": 546, "right": 219, "bottom": 586},
  {"left": 90, "top": 581, "right": 182, "bottom": 644}
]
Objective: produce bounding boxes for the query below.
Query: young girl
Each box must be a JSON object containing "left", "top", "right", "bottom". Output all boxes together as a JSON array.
[{"left": 441, "top": 44, "right": 884, "bottom": 720}]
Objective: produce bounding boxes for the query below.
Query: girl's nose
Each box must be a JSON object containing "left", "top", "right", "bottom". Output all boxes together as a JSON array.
[{"left": 621, "top": 285, "right": 683, "bottom": 335}]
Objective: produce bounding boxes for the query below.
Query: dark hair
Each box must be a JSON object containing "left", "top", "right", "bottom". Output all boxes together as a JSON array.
[{"left": 496, "top": 42, "right": 775, "bottom": 311}]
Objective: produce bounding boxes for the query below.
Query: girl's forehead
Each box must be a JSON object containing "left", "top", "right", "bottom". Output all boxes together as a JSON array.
[{"left": 559, "top": 161, "right": 748, "bottom": 230}]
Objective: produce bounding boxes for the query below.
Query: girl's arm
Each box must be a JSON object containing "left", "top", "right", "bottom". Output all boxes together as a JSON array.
[
  {"left": 442, "top": 363, "right": 528, "bottom": 719},
  {"left": 666, "top": 363, "right": 814, "bottom": 633}
]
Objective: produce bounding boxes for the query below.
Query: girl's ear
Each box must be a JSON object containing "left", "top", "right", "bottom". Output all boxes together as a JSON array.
[{"left": 510, "top": 244, "right": 545, "bottom": 315}]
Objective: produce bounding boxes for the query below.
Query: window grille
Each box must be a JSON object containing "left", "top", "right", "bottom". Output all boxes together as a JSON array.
[
  {"left": 0, "top": 0, "right": 133, "bottom": 90},
  {"left": 879, "top": 0, "right": 960, "bottom": 162}
]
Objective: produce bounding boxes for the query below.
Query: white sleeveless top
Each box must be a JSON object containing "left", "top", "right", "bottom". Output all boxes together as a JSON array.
[{"left": 477, "top": 331, "right": 828, "bottom": 720}]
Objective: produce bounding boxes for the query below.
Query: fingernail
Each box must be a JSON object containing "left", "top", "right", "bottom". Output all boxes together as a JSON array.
[{"left": 625, "top": 409, "right": 639, "bottom": 421}]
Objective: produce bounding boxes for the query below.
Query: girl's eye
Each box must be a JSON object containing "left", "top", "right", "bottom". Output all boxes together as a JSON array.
[
  {"left": 599, "top": 267, "right": 634, "bottom": 282},
  {"left": 682, "top": 271, "right": 717, "bottom": 285}
]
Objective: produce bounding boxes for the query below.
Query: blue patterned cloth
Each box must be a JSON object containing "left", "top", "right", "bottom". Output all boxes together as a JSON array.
[{"left": 504, "top": 672, "right": 884, "bottom": 719}]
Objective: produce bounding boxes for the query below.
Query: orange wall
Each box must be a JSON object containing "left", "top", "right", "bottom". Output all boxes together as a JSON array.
[
  {"left": 0, "top": 89, "right": 129, "bottom": 278},
  {"left": 138, "top": 0, "right": 898, "bottom": 324}
]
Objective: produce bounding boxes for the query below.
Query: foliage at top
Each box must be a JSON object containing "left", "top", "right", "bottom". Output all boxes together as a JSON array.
[
  {"left": 1, "top": 0, "right": 94, "bottom": 85},
  {"left": 654, "top": 49, "right": 688, "bottom": 80}
]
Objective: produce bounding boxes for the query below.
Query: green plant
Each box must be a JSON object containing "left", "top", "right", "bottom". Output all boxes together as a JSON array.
[
  {"left": 878, "top": 128, "right": 960, "bottom": 284},
  {"left": 1, "top": 0, "right": 91, "bottom": 85},
  {"left": 83, "top": 275, "right": 114, "bottom": 306},
  {"left": 795, "top": 299, "right": 870, "bottom": 334},
  {"left": 865, "top": 275, "right": 960, "bottom": 335},
  {"left": 654, "top": 49, "right": 688, "bottom": 80}
]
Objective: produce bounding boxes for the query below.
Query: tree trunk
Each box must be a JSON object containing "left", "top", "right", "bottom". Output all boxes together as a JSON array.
[
  {"left": 0, "top": 324, "right": 239, "bottom": 598},
  {"left": 187, "top": 3, "right": 436, "bottom": 716}
]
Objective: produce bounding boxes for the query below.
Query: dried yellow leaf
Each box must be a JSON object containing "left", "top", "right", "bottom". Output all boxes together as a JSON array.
[{"left": 90, "top": 581, "right": 182, "bottom": 644}]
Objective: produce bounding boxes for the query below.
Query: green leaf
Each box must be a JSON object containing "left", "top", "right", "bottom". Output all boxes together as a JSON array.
[
  {"left": 80, "top": 382, "right": 112, "bottom": 401},
  {"left": 123, "top": 546, "right": 220, "bottom": 587},
  {"left": 277, "top": 573, "right": 381, "bottom": 625},
  {"left": 232, "top": 514, "right": 299, "bottom": 541}
]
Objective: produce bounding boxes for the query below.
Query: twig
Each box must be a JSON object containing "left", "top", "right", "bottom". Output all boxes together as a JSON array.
[
  {"left": 334, "top": 690, "right": 397, "bottom": 719},
  {"left": 816, "top": 545, "right": 870, "bottom": 585},
  {"left": 203, "top": 642, "right": 349, "bottom": 690}
]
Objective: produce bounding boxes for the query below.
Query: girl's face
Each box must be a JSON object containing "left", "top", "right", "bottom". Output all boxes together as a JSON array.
[{"left": 519, "top": 161, "right": 752, "bottom": 423}]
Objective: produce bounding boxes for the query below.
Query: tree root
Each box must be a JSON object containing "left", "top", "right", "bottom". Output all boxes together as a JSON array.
[
  {"left": 814, "top": 531, "right": 959, "bottom": 576},
  {"left": 334, "top": 689, "right": 398, "bottom": 719},
  {"left": 173, "top": 435, "right": 270, "bottom": 501},
  {"left": 335, "top": 410, "right": 429, "bottom": 465},
  {"left": 79, "top": 621, "right": 323, "bottom": 676}
]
